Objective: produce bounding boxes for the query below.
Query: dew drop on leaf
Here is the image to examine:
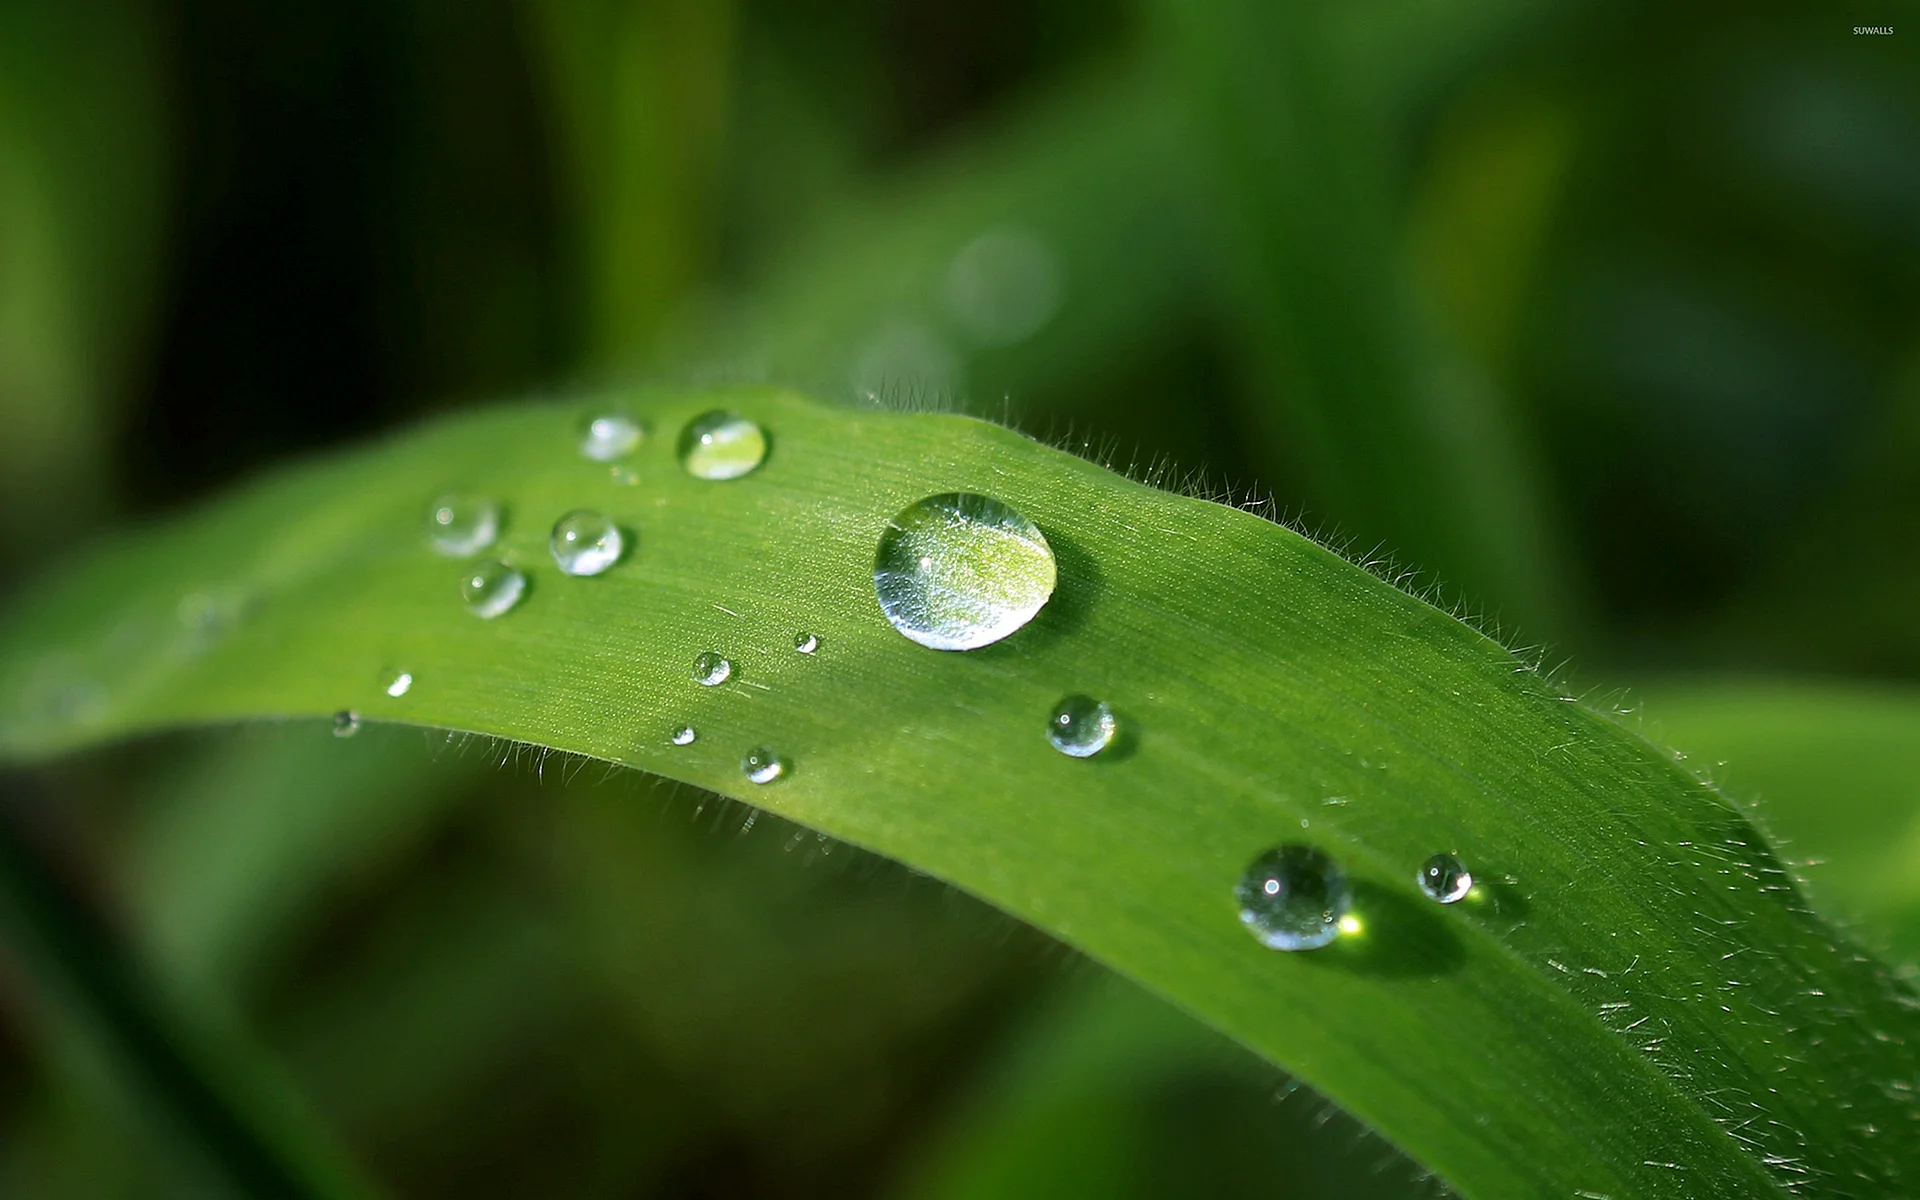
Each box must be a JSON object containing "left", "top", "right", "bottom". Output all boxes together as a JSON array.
[
  {"left": 549, "top": 510, "right": 624, "bottom": 576},
  {"left": 1237, "top": 844, "right": 1349, "bottom": 951},
  {"left": 692, "top": 652, "right": 732, "bottom": 686},
  {"left": 1048, "top": 694, "right": 1115, "bottom": 758},
  {"left": 333, "top": 710, "right": 361, "bottom": 738},
  {"left": 579, "top": 413, "right": 642, "bottom": 461},
  {"left": 382, "top": 670, "right": 413, "bottom": 698},
  {"left": 742, "top": 746, "right": 787, "bottom": 784},
  {"left": 460, "top": 561, "right": 527, "bottom": 618},
  {"left": 670, "top": 725, "right": 696, "bottom": 746},
  {"left": 426, "top": 494, "right": 499, "bottom": 557},
  {"left": 873, "top": 492, "right": 1056, "bottom": 651},
  {"left": 794, "top": 632, "right": 819, "bottom": 654},
  {"left": 1418, "top": 852, "right": 1473, "bottom": 904},
  {"left": 678, "top": 410, "right": 768, "bottom": 480}
]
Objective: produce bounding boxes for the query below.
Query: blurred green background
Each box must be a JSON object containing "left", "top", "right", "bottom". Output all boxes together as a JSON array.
[{"left": 1, "top": 0, "right": 1916, "bottom": 1195}]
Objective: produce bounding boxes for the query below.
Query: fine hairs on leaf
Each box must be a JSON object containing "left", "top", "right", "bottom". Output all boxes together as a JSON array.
[{"left": 2, "top": 387, "right": 1917, "bottom": 1200}]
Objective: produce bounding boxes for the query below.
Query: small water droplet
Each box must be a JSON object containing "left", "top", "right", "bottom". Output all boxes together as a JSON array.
[
  {"left": 692, "top": 652, "right": 732, "bottom": 686},
  {"left": 742, "top": 746, "right": 787, "bottom": 784},
  {"left": 874, "top": 492, "right": 1056, "bottom": 651},
  {"left": 942, "top": 226, "right": 1063, "bottom": 346},
  {"left": 1236, "top": 844, "right": 1349, "bottom": 951},
  {"left": 550, "top": 510, "right": 624, "bottom": 575},
  {"left": 383, "top": 670, "right": 413, "bottom": 698},
  {"left": 426, "top": 494, "right": 500, "bottom": 556},
  {"left": 670, "top": 725, "right": 697, "bottom": 746},
  {"left": 333, "top": 710, "right": 361, "bottom": 737},
  {"left": 460, "top": 561, "right": 527, "bottom": 618},
  {"left": 580, "top": 413, "right": 643, "bottom": 461},
  {"left": 794, "top": 632, "right": 819, "bottom": 654},
  {"left": 1047, "top": 694, "right": 1115, "bottom": 757},
  {"left": 678, "top": 410, "right": 768, "bottom": 480},
  {"left": 609, "top": 466, "right": 640, "bottom": 486},
  {"left": 1417, "top": 853, "right": 1473, "bottom": 904}
]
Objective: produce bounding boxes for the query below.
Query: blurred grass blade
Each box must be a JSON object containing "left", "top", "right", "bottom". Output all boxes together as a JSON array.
[
  {"left": 0, "top": 800, "right": 385, "bottom": 1200},
  {"left": 2, "top": 388, "right": 1918, "bottom": 1198},
  {"left": 1148, "top": 0, "right": 1583, "bottom": 639}
]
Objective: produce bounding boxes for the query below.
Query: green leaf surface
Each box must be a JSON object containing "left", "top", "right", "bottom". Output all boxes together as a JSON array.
[
  {"left": 1643, "top": 679, "right": 1920, "bottom": 968},
  {"left": 3, "top": 388, "right": 1918, "bottom": 1199}
]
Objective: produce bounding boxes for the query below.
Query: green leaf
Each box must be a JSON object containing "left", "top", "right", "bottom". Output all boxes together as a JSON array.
[
  {"left": 3, "top": 388, "right": 1917, "bottom": 1199},
  {"left": 1643, "top": 679, "right": 1920, "bottom": 968}
]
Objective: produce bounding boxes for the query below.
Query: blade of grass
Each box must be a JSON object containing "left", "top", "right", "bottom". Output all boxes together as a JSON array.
[
  {"left": 0, "top": 795, "right": 386, "bottom": 1200},
  {"left": 1, "top": 388, "right": 1917, "bottom": 1198},
  {"left": 1642, "top": 678, "right": 1920, "bottom": 968}
]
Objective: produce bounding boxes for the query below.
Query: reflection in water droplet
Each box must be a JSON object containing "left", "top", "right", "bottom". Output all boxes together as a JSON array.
[
  {"left": 874, "top": 493, "right": 1055, "bottom": 651},
  {"left": 550, "top": 510, "right": 624, "bottom": 575},
  {"left": 384, "top": 670, "right": 413, "bottom": 698},
  {"left": 671, "top": 725, "right": 697, "bottom": 746},
  {"left": 1237, "top": 844, "right": 1349, "bottom": 951},
  {"left": 678, "top": 411, "right": 768, "bottom": 480},
  {"left": 848, "top": 321, "right": 962, "bottom": 400},
  {"left": 943, "top": 226, "right": 1063, "bottom": 346},
  {"left": 427, "top": 494, "right": 500, "bottom": 557},
  {"left": 692, "top": 652, "right": 732, "bottom": 686},
  {"left": 742, "top": 746, "right": 787, "bottom": 784},
  {"left": 1418, "top": 853, "right": 1473, "bottom": 904},
  {"left": 794, "top": 632, "right": 818, "bottom": 654},
  {"left": 580, "top": 413, "right": 643, "bottom": 461},
  {"left": 1048, "top": 694, "right": 1115, "bottom": 758},
  {"left": 333, "top": 710, "right": 361, "bottom": 738},
  {"left": 460, "top": 561, "right": 527, "bottom": 618}
]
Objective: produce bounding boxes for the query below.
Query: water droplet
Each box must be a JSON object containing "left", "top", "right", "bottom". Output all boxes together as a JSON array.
[
  {"left": 873, "top": 492, "right": 1056, "bottom": 651},
  {"left": 1048, "top": 694, "right": 1115, "bottom": 758},
  {"left": 333, "top": 710, "right": 361, "bottom": 738},
  {"left": 678, "top": 410, "right": 768, "bottom": 480},
  {"left": 1417, "top": 853, "right": 1473, "bottom": 904},
  {"left": 742, "top": 746, "right": 787, "bottom": 784},
  {"left": 383, "top": 670, "right": 413, "bottom": 698},
  {"left": 692, "top": 652, "right": 732, "bottom": 686},
  {"left": 580, "top": 413, "right": 643, "bottom": 461},
  {"left": 1236, "top": 844, "right": 1350, "bottom": 951},
  {"left": 460, "top": 561, "right": 527, "bottom": 618},
  {"left": 549, "top": 510, "right": 624, "bottom": 575},
  {"left": 943, "top": 226, "right": 1063, "bottom": 346},
  {"left": 426, "top": 494, "right": 499, "bottom": 557},
  {"left": 670, "top": 725, "right": 697, "bottom": 746},
  {"left": 793, "top": 632, "right": 819, "bottom": 654}
]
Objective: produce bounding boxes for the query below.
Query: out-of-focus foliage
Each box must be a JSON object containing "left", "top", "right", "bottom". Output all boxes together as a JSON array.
[{"left": 0, "top": 0, "right": 1915, "bottom": 1196}]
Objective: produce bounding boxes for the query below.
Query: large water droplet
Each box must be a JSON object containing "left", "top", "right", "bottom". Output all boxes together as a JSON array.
[
  {"left": 1048, "top": 694, "right": 1115, "bottom": 758},
  {"left": 550, "top": 510, "right": 624, "bottom": 575},
  {"left": 333, "top": 710, "right": 361, "bottom": 738},
  {"left": 580, "top": 413, "right": 643, "bottom": 461},
  {"left": 460, "top": 561, "right": 527, "bottom": 618},
  {"left": 943, "top": 226, "right": 1063, "bottom": 346},
  {"left": 383, "top": 669, "right": 413, "bottom": 698},
  {"left": 874, "top": 493, "right": 1056, "bottom": 651},
  {"left": 793, "top": 632, "right": 818, "bottom": 655},
  {"left": 678, "top": 411, "right": 768, "bottom": 480},
  {"left": 692, "top": 652, "right": 732, "bottom": 686},
  {"left": 670, "top": 725, "right": 697, "bottom": 746},
  {"left": 427, "top": 494, "right": 499, "bottom": 557},
  {"left": 1237, "top": 844, "right": 1349, "bottom": 951},
  {"left": 1417, "top": 853, "right": 1473, "bottom": 904},
  {"left": 742, "top": 746, "right": 787, "bottom": 784}
]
